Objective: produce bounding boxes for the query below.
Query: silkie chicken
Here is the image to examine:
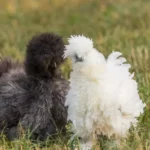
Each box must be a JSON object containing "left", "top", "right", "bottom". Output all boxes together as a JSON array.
[
  {"left": 0, "top": 33, "right": 69, "bottom": 141},
  {"left": 64, "top": 35, "right": 146, "bottom": 150}
]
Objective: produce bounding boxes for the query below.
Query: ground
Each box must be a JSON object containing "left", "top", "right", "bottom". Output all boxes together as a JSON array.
[{"left": 0, "top": 0, "right": 149, "bottom": 149}]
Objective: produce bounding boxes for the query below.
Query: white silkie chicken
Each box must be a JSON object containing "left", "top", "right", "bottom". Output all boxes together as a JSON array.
[{"left": 64, "top": 35, "right": 145, "bottom": 150}]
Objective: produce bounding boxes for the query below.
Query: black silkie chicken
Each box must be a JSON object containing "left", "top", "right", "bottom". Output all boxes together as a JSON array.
[{"left": 0, "top": 33, "right": 69, "bottom": 141}]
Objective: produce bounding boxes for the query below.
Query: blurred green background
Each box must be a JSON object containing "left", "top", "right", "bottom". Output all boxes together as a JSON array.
[
  {"left": 0, "top": 0, "right": 149, "bottom": 60},
  {"left": 0, "top": 0, "right": 150, "bottom": 149}
]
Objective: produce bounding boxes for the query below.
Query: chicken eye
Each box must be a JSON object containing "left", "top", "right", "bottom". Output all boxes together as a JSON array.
[{"left": 74, "top": 54, "right": 83, "bottom": 62}]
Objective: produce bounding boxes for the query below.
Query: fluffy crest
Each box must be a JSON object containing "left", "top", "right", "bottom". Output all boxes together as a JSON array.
[
  {"left": 25, "top": 33, "right": 64, "bottom": 78},
  {"left": 64, "top": 35, "right": 94, "bottom": 59}
]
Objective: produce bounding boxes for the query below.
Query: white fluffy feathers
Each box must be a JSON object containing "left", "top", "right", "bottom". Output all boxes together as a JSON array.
[
  {"left": 64, "top": 35, "right": 93, "bottom": 60},
  {"left": 65, "top": 35, "right": 146, "bottom": 149}
]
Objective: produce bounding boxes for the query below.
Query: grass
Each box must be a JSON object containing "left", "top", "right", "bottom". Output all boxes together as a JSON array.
[{"left": 0, "top": 0, "right": 150, "bottom": 149}]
